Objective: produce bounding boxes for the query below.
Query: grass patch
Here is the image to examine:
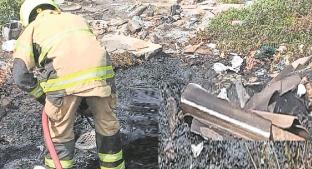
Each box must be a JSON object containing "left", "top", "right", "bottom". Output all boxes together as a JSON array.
[
  {"left": 204, "top": 0, "right": 312, "bottom": 57},
  {"left": 0, "top": 0, "right": 22, "bottom": 27}
]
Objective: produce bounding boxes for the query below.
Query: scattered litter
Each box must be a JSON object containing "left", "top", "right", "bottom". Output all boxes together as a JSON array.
[
  {"left": 207, "top": 43, "right": 217, "bottom": 49},
  {"left": 213, "top": 56, "right": 243, "bottom": 74},
  {"left": 231, "top": 55, "right": 244, "bottom": 71},
  {"left": 184, "top": 42, "right": 203, "bottom": 54},
  {"left": 2, "top": 20, "right": 22, "bottom": 41},
  {"left": 34, "top": 166, "right": 46, "bottom": 169},
  {"left": 2, "top": 40, "right": 16, "bottom": 52},
  {"left": 297, "top": 84, "right": 307, "bottom": 97},
  {"left": 255, "top": 69, "right": 266, "bottom": 76},
  {"left": 213, "top": 63, "right": 229, "bottom": 74},
  {"left": 217, "top": 88, "right": 229, "bottom": 101},
  {"left": 75, "top": 130, "right": 96, "bottom": 150},
  {"left": 246, "top": 51, "right": 256, "bottom": 70},
  {"left": 172, "top": 15, "right": 181, "bottom": 21},
  {"left": 299, "top": 44, "right": 304, "bottom": 53},
  {"left": 277, "top": 45, "right": 287, "bottom": 53},
  {"left": 191, "top": 142, "right": 204, "bottom": 158},
  {"left": 255, "top": 45, "right": 276, "bottom": 59},
  {"left": 235, "top": 78, "right": 250, "bottom": 108}
]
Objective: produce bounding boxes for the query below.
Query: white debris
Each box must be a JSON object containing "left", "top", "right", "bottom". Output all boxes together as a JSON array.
[
  {"left": 34, "top": 166, "right": 46, "bottom": 169},
  {"left": 37, "top": 145, "right": 45, "bottom": 152},
  {"left": 213, "top": 63, "right": 229, "bottom": 74},
  {"left": 231, "top": 55, "right": 244, "bottom": 70},
  {"left": 245, "top": 0, "right": 254, "bottom": 6},
  {"left": 207, "top": 43, "right": 217, "bottom": 49},
  {"left": 217, "top": 88, "right": 229, "bottom": 101},
  {"left": 54, "top": 0, "right": 64, "bottom": 4},
  {"left": 255, "top": 69, "right": 266, "bottom": 76},
  {"left": 299, "top": 44, "right": 304, "bottom": 53},
  {"left": 2, "top": 40, "right": 16, "bottom": 52},
  {"left": 277, "top": 45, "right": 287, "bottom": 53},
  {"left": 191, "top": 142, "right": 204, "bottom": 158},
  {"left": 297, "top": 84, "right": 307, "bottom": 97}
]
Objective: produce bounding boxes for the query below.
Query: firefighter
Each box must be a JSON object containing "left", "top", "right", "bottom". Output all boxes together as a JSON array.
[{"left": 13, "top": 0, "right": 124, "bottom": 168}]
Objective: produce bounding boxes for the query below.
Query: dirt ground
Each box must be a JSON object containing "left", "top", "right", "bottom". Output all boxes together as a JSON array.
[{"left": 1, "top": 0, "right": 312, "bottom": 169}]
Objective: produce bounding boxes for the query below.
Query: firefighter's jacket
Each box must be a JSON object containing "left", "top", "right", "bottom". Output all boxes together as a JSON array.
[{"left": 13, "top": 10, "right": 115, "bottom": 102}]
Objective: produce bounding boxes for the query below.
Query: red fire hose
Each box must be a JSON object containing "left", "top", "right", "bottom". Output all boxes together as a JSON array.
[{"left": 42, "top": 110, "right": 63, "bottom": 169}]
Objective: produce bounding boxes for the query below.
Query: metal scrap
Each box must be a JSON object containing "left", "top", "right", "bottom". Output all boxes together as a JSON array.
[
  {"left": 251, "top": 110, "right": 310, "bottom": 140},
  {"left": 191, "top": 119, "right": 223, "bottom": 140},
  {"left": 181, "top": 83, "right": 309, "bottom": 141},
  {"left": 181, "top": 83, "right": 272, "bottom": 140},
  {"left": 245, "top": 74, "right": 301, "bottom": 111}
]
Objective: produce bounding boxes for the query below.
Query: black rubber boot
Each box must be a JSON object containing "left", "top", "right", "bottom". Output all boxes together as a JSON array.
[
  {"left": 96, "top": 131, "right": 125, "bottom": 169},
  {"left": 44, "top": 140, "right": 75, "bottom": 169}
]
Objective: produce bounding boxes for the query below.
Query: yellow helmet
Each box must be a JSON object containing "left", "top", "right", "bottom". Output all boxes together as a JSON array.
[{"left": 20, "top": 0, "right": 60, "bottom": 26}]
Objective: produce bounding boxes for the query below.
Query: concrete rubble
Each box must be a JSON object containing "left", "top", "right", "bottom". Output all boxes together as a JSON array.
[{"left": 101, "top": 34, "right": 163, "bottom": 61}]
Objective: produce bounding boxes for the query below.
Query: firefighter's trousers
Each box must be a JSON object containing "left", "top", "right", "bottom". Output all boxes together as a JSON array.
[{"left": 44, "top": 95, "right": 125, "bottom": 169}]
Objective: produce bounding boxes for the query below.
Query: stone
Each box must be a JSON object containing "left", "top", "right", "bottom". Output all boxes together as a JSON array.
[
  {"left": 109, "top": 18, "right": 128, "bottom": 27},
  {"left": 172, "top": 15, "right": 182, "bottom": 21},
  {"left": 195, "top": 47, "right": 212, "bottom": 55},
  {"left": 139, "top": 30, "right": 149, "bottom": 40},
  {"left": 102, "top": 35, "right": 163, "bottom": 60},
  {"left": 1, "top": 97, "right": 11, "bottom": 108},
  {"left": 145, "top": 5, "right": 156, "bottom": 17},
  {"left": 127, "top": 16, "right": 144, "bottom": 33},
  {"left": 59, "top": 2, "right": 82, "bottom": 11},
  {"left": 197, "top": 11, "right": 215, "bottom": 31},
  {"left": 128, "top": 5, "right": 148, "bottom": 17},
  {"left": 184, "top": 42, "right": 203, "bottom": 54},
  {"left": 0, "top": 109, "right": 6, "bottom": 119},
  {"left": 170, "top": 4, "right": 182, "bottom": 16}
]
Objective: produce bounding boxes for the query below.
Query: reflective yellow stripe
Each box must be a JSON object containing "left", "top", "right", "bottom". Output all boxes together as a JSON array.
[
  {"left": 100, "top": 161, "right": 125, "bottom": 169},
  {"left": 40, "top": 66, "right": 114, "bottom": 93},
  {"left": 99, "top": 150, "right": 123, "bottom": 163},
  {"left": 45, "top": 158, "right": 74, "bottom": 169},
  {"left": 29, "top": 84, "right": 44, "bottom": 98},
  {"left": 38, "top": 28, "right": 93, "bottom": 64}
]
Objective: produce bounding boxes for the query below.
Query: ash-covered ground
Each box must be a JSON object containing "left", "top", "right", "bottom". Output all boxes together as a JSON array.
[{"left": 1, "top": 51, "right": 312, "bottom": 169}]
